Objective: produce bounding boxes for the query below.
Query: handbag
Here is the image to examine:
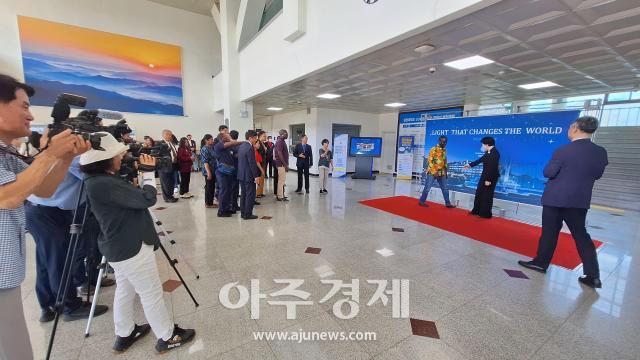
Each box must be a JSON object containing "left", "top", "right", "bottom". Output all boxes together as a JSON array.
[{"left": 217, "top": 162, "right": 236, "bottom": 176}]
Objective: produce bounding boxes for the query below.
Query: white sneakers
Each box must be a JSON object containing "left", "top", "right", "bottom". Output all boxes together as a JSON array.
[{"left": 180, "top": 193, "right": 193, "bottom": 199}]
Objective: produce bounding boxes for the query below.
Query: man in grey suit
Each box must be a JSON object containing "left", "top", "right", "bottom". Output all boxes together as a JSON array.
[
  {"left": 236, "top": 130, "right": 261, "bottom": 220},
  {"left": 519, "top": 116, "right": 608, "bottom": 289}
]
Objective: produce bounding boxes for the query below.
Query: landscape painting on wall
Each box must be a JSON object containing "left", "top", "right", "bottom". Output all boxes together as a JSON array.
[{"left": 17, "top": 16, "right": 184, "bottom": 116}]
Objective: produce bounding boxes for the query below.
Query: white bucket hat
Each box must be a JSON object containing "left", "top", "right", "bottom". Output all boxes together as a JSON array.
[{"left": 79, "top": 132, "right": 129, "bottom": 165}]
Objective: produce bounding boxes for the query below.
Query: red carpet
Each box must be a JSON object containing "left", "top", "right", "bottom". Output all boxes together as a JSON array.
[{"left": 359, "top": 196, "right": 603, "bottom": 270}]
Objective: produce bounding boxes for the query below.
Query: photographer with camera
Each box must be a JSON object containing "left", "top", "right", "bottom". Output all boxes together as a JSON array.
[
  {"left": 0, "top": 74, "right": 93, "bottom": 360},
  {"left": 79, "top": 132, "right": 195, "bottom": 353}
]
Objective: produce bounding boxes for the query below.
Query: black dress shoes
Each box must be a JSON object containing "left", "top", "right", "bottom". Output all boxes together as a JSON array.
[
  {"left": 242, "top": 215, "right": 259, "bottom": 220},
  {"left": 517, "top": 260, "right": 547, "bottom": 273},
  {"left": 446, "top": 204, "right": 457, "bottom": 208},
  {"left": 39, "top": 307, "right": 55, "bottom": 323},
  {"left": 578, "top": 276, "right": 602, "bottom": 289},
  {"left": 217, "top": 213, "right": 232, "bottom": 218},
  {"left": 418, "top": 202, "right": 429, "bottom": 207}
]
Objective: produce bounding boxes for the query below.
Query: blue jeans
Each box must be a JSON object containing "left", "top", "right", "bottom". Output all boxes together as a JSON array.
[
  {"left": 419, "top": 174, "right": 451, "bottom": 206},
  {"left": 25, "top": 204, "right": 83, "bottom": 313}
]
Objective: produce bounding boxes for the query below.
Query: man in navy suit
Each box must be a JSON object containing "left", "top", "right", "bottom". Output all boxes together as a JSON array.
[
  {"left": 293, "top": 134, "right": 313, "bottom": 194},
  {"left": 519, "top": 116, "right": 608, "bottom": 289},
  {"left": 236, "top": 130, "right": 261, "bottom": 220}
]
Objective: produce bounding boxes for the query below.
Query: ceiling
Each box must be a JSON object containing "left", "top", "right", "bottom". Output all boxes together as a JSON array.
[
  {"left": 146, "top": 0, "right": 215, "bottom": 16},
  {"left": 251, "top": 0, "right": 640, "bottom": 116}
]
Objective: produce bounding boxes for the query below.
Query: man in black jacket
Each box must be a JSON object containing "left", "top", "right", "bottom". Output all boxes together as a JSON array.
[
  {"left": 519, "top": 116, "right": 608, "bottom": 289},
  {"left": 464, "top": 137, "right": 500, "bottom": 219},
  {"left": 293, "top": 134, "right": 313, "bottom": 194}
]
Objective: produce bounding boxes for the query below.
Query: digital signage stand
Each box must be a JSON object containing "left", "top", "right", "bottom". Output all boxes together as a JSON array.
[{"left": 352, "top": 157, "right": 376, "bottom": 180}]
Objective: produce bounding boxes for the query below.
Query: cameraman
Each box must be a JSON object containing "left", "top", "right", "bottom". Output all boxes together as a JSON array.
[
  {"left": 79, "top": 132, "right": 195, "bottom": 353},
  {"left": 0, "top": 74, "right": 91, "bottom": 360}
]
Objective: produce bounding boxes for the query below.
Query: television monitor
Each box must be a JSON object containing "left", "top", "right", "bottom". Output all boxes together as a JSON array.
[{"left": 349, "top": 137, "right": 382, "bottom": 157}]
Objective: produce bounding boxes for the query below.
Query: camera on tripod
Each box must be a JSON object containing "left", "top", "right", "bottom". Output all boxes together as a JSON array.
[
  {"left": 48, "top": 93, "right": 132, "bottom": 150},
  {"left": 47, "top": 93, "right": 173, "bottom": 177}
]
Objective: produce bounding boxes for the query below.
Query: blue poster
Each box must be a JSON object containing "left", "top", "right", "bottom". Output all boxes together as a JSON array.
[
  {"left": 424, "top": 110, "right": 580, "bottom": 206},
  {"left": 398, "top": 107, "right": 463, "bottom": 173},
  {"left": 397, "top": 136, "right": 414, "bottom": 180}
]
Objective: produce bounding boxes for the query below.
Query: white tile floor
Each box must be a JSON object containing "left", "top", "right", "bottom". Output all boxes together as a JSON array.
[{"left": 22, "top": 173, "right": 640, "bottom": 359}]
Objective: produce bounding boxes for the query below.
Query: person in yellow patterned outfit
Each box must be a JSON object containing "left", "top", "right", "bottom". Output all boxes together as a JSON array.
[{"left": 418, "top": 136, "right": 456, "bottom": 208}]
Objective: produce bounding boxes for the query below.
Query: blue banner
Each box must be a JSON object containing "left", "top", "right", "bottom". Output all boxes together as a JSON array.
[
  {"left": 424, "top": 110, "right": 580, "bottom": 206},
  {"left": 398, "top": 107, "right": 463, "bottom": 174}
]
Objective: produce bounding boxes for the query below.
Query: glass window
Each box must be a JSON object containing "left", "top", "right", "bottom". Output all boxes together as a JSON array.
[
  {"left": 528, "top": 99, "right": 552, "bottom": 112},
  {"left": 259, "top": 0, "right": 283, "bottom": 30},
  {"left": 607, "top": 91, "right": 633, "bottom": 102}
]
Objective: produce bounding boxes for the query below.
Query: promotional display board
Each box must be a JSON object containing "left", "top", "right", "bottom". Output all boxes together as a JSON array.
[
  {"left": 398, "top": 107, "right": 464, "bottom": 174},
  {"left": 332, "top": 133, "right": 349, "bottom": 178},
  {"left": 424, "top": 110, "right": 580, "bottom": 206},
  {"left": 396, "top": 136, "right": 414, "bottom": 180}
]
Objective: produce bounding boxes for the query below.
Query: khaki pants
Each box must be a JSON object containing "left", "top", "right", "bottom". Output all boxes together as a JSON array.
[
  {"left": 256, "top": 174, "right": 265, "bottom": 196},
  {"left": 319, "top": 166, "right": 330, "bottom": 190},
  {"left": 277, "top": 166, "right": 287, "bottom": 198},
  {"left": 0, "top": 286, "right": 33, "bottom": 360}
]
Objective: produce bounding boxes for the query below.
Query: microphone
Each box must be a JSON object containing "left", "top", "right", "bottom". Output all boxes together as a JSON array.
[{"left": 97, "top": 109, "right": 124, "bottom": 121}]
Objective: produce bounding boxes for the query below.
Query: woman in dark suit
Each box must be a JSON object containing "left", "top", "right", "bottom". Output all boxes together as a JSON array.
[{"left": 464, "top": 137, "right": 500, "bottom": 218}]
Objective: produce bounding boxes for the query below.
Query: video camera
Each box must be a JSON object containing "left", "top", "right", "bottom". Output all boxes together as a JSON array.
[
  {"left": 127, "top": 142, "right": 174, "bottom": 173},
  {"left": 48, "top": 93, "right": 132, "bottom": 149},
  {"left": 47, "top": 93, "right": 174, "bottom": 181}
]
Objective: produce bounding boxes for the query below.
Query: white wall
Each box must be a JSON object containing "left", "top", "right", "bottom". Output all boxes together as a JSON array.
[
  {"left": 238, "top": 0, "right": 497, "bottom": 100},
  {"left": 378, "top": 112, "right": 399, "bottom": 174},
  {"left": 0, "top": 0, "right": 222, "bottom": 143}
]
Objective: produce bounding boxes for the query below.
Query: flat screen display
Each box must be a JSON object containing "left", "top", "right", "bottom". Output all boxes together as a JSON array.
[{"left": 349, "top": 137, "right": 382, "bottom": 157}]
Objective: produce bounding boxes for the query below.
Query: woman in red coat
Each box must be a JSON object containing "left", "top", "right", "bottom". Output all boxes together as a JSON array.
[{"left": 177, "top": 137, "right": 194, "bottom": 198}]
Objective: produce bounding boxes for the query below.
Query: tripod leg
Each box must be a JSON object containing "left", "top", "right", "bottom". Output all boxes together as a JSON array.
[
  {"left": 84, "top": 256, "right": 107, "bottom": 337},
  {"left": 157, "top": 241, "right": 199, "bottom": 307},
  {"left": 148, "top": 209, "right": 200, "bottom": 279}
]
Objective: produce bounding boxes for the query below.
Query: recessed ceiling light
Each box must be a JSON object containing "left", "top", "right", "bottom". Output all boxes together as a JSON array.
[
  {"left": 385, "top": 102, "right": 407, "bottom": 107},
  {"left": 316, "top": 93, "right": 341, "bottom": 99},
  {"left": 444, "top": 55, "right": 494, "bottom": 70},
  {"left": 414, "top": 44, "right": 435, "bottom": 54},
  {"left": 376, "top": 248, "right": 395, "bottom": 257},
  {"left": 266, "top": 107, "right": 283, "bottom": 111},
  {"left": 518, "top": 81, "right": 560, "bottom": 90}
]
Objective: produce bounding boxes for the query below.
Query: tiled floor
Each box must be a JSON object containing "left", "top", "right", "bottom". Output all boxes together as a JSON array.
[{"left": 22, "top": 173, "right": 640, "bottom": 359}]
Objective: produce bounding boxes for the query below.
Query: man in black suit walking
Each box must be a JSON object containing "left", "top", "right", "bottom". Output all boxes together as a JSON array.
[
  {"left": 293, "top": 134, "right": 313, "bottom": 194},
  {"left": 236, "top": 130, "right": 261, "bottom": 220},
  {"left": 464, "top": 137, "right": 500, "bottom": 218},
  {"left": 519, "top": 116, "right": 608, "bottom": 288},
  {"left": 158, "top": 129, "right": 179, "bottom": 203}
]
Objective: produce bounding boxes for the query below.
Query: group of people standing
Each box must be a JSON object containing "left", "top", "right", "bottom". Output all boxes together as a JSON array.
[{"left": 195, "top": 127, "right": 334, "bottom": 219}]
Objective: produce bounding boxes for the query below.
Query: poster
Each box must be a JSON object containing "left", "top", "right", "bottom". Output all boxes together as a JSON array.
[
  {"left": 18, "top": 16, "right": 184, "bottom": 116},
  {"left": 398, "top": 107, "right": 463, "bottom": 174},
  {"left": 396, "top": 136, "right": 414, "bottom": 180},
  {"left": 332, "top": 134, "right": 349, "bottom": 178},
  {"left": 424, "top": 110, "right": 580, "bottom": 206}
]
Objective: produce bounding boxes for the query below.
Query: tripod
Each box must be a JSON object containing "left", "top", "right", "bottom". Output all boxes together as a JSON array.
[
  {"left": 83, "top": 208, "right": 200, "bottom": 337},
  {"left": 46, "top": 181, "right": 89, "bottom": 360}
]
